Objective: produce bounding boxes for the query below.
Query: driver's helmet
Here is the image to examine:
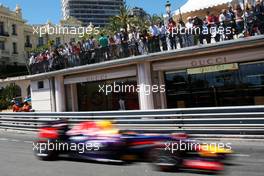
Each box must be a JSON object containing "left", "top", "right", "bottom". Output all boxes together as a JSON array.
[{"left": 96, "top": 121, "right": 113, "bottom": 130}]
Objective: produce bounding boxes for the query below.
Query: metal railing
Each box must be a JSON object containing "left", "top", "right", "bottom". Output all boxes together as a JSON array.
[
  {"left": 1, "top": 106, "right": 264, "bottom": 137},
  {"left": 28, "top": 35, "right": 264, "bottom": 75}
]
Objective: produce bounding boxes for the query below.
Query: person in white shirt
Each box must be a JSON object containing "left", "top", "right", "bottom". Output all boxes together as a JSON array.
[
  {"left": 149, "top": 24, "right": 161, "bottom": 52},
  {"left": 219, "top": 9, "right": 227, "bottom": 40},
  {"left": 114, "top": 32, "right": 122, "bottom": 57},
  {"left": 158, "top": 22, "right": 168, "bottom": 51},
  {"left": 128, "top": 29, "right": 138, "bottom": 56},
  {"left": 185, "top": 17, "right": 194, "bottom": 46},
  {"left": 219, "top": 9, "right": 227, "bottom": 25}
]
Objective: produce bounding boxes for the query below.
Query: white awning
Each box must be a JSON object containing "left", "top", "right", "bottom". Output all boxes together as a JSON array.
[{"left": 174, "top": 0, "right": 233, "bottom": 15}]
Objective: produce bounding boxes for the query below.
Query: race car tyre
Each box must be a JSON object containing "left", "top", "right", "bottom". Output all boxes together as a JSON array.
[
  {"left": 34, "top": 141, "right": 58, "bottom": 161},
  {"left": 150, "top": 148, "right": 183, "bottom": 172}
]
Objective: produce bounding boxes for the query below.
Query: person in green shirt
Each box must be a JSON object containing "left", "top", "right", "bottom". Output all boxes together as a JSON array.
[{"left": 99, "top": 33, "right": 109, "bottom": 60}]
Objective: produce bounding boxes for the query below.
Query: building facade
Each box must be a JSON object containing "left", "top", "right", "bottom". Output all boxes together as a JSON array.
[
  {"left": 61, "top": 0, "right": 124, "bottom": 26},
  {"left": 1, "top": 36, "right": 264, "bottom": 112},
  {"left": 2, "top": 35, "right": 263, "bottom": 112},
  {"left": 0, "top": 4, "right": 37, "bottom": 66},
  {"left": 128, "top": 7, "right": 148, "bottom": 18},
  {"left": 33, "top": 17, "right": 84, "bottom": 48},
  {"left": 0, "top": 4, "right": 90, "bottom": 69}
]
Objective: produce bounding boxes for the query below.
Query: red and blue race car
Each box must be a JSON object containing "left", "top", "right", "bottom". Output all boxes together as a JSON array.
[{"left": 34, "top": 120, "right": 233, "bottom": 172}]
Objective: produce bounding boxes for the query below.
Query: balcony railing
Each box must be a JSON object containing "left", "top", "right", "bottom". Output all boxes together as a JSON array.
[
  {"left": 0, "top": 32, "right": 9, "bottom": 37},
  {"left": 0, "top": 50, "right": 10, "bottom": 55},
  {"left": 27, "top": 35, "right": 264, "bottom": 75}
]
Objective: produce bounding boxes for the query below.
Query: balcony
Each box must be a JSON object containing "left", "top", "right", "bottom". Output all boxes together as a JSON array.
[
  {"left": 27, "top": 35, "right": 264, "bottom": 75},
  {"left": 25, "top": 43, "right": 32, "bottom": 48},
  {"left": 0, "top": 50, "right": 10, "bottom": 56},
  {"left": 0, "top": 32, "right": 10, "bottom": 37}
]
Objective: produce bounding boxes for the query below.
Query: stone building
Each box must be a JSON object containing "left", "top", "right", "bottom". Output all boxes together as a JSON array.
[{"left": 0, "top": 4, "right": 37, "bottom": 66}]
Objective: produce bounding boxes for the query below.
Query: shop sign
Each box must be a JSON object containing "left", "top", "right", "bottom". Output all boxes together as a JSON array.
[
  {"left": 64, "top": 68, "right": 137, "bottom": 85},
  {"left": 190, "top": 57, "right": 227, "bottom": 67},
  {"left": 187, "top": 63, "right": 239, "bottom": 75}
]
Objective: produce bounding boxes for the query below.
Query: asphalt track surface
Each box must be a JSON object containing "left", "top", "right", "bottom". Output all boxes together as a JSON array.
[{"left": 1, "top": 130, "right": 264, "bottom": 176}]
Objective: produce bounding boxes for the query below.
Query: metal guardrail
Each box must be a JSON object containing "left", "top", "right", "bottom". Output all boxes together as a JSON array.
[{"left": 0, "top": 106, "right": 264, "bottom": 136}]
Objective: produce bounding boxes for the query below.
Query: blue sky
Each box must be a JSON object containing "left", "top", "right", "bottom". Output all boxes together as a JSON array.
[{"left": 1, "top": 0, "right": 187, "bottom": 24}]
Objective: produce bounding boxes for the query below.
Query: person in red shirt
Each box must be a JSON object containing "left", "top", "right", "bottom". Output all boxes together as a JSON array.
[
  {"left": 167, "top": 18, "right": 177, "bottom": 50},
  {"left": 213, "top": 14, "right": 221, "bottom": 42},
  {"left": 72, "top": 44, "right": 81, "bottom": 66},
  {"left": 22, "top": 100, "right": 31, "bottom": 112},
  {"left": 206, "top": 11, "right": 221, "bottom": 43},
  {"left": 11, "top": 100, "right": 21, "bottom": 112}
]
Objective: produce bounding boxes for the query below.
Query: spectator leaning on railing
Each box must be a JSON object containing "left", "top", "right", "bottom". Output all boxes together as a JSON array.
[{"left": 27, "top": 2, "right": 264, "bottom": 75}]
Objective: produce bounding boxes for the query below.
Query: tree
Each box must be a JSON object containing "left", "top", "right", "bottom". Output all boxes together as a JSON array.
[
  {"left": 106, "top": 16, "right": 122, "bottom": 34},
  {"left": 0, "top": 83, "right": 22, "bottom": 111},
  {"left": 130, "top": 15, "right": 149, "bottom": 31},
  {"left": 2, "top": 83, "right": 21, "bottom": 101},
  {"left": 109, "top": 5, "right": 132, "bottom": 32},
  {"left": 148, "top": 14, "right": 163, "bottom": 26}
]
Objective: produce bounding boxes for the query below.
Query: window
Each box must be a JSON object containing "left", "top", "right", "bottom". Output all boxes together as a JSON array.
[
  {"left": 0, "top": 22, "right": 4, "bottom": 34},
  {"left": 12, "top": 42, "right": 18, "bottom": 54},
  {"left": 25, "top": 35, "right": 32, "bottom": 47},
  {"left": 76, "top": 78, "right": 139, "bottom": 111},
  {"left": 0, "top": 41, "right": 5, "bottom": 50},
  {"left": 55, "top": 37, "right": 61, "bottom": 46},
  {"left": 165, "top": 61, "right": 264, "bottom": 108},
  {"left": 38, "top": 81, "right": 44, "bottom": 89},
  {"left": 26, "top": 35, "right": 30, "bottom": 44},
  {"left": 38, "top": 37, "right": 44, "bottom": 46},
  {"left": 12, "top": 24, "right": 17, "bottom": 35}
]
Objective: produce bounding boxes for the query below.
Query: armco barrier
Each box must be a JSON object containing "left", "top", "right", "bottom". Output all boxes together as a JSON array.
[{"left": 0, "top": 106, "right": 264, "bottom": 136}]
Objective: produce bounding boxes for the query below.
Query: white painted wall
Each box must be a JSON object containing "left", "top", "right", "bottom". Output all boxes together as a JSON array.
[
  {"left": 0, "top": 78, "right": 30, "bottom": 99},
  {"left": 30, "top": 79, "right": 53, "bottom": 112},
  {"left": 137, "top": 62, "right": 154, "bottom": 110}
]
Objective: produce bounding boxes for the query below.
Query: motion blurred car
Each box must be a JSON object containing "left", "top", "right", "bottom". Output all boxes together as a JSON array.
[{"left": 34, "top": 120, "right": 233, "bottom": 172}]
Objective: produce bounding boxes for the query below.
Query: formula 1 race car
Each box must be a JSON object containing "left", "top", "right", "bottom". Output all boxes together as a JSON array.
[{"left": 34, "top": 120, "right": 233, "bottom": 172}]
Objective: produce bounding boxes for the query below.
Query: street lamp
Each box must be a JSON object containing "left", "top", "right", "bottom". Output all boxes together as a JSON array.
[{"left": 165, "top": 0, "right": 171, "bottom": 18}]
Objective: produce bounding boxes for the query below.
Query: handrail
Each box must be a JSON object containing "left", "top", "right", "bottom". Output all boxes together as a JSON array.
[{"left": 1, "top": 106, "right": 264, "bottom": 136}]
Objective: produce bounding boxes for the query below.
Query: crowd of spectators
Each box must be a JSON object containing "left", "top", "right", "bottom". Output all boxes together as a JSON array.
[{"left": 28, "top": 1, "right": 264, "bottom": 74}]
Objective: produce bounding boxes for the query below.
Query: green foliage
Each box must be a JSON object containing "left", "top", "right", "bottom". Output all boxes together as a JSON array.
[
  {"left": 0, "top": 98, "right": 9, "bottom": 110},
  {"left": 0, "top": 83, "right": 21, "bottom": 111},
  {"left": 2, "top": 83, "right": 21, "bottom": 100},
  {"left": 0, "top": 65, "right": 28, "bottom": 79},
  {"left": 148, "top": 14, "right": 163, "bottom": 26},
  {"left": 48, "top": 40, "right": 55, "bottom": 48},
  {"left": 113, "top": 5, "right": 131, "bottom": 32},
  {"left": 105, "top": 6, "right": 164, "bottom": 34},
  {"left": 29, "top": 44, "right": 49, "bottom": 53}
]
